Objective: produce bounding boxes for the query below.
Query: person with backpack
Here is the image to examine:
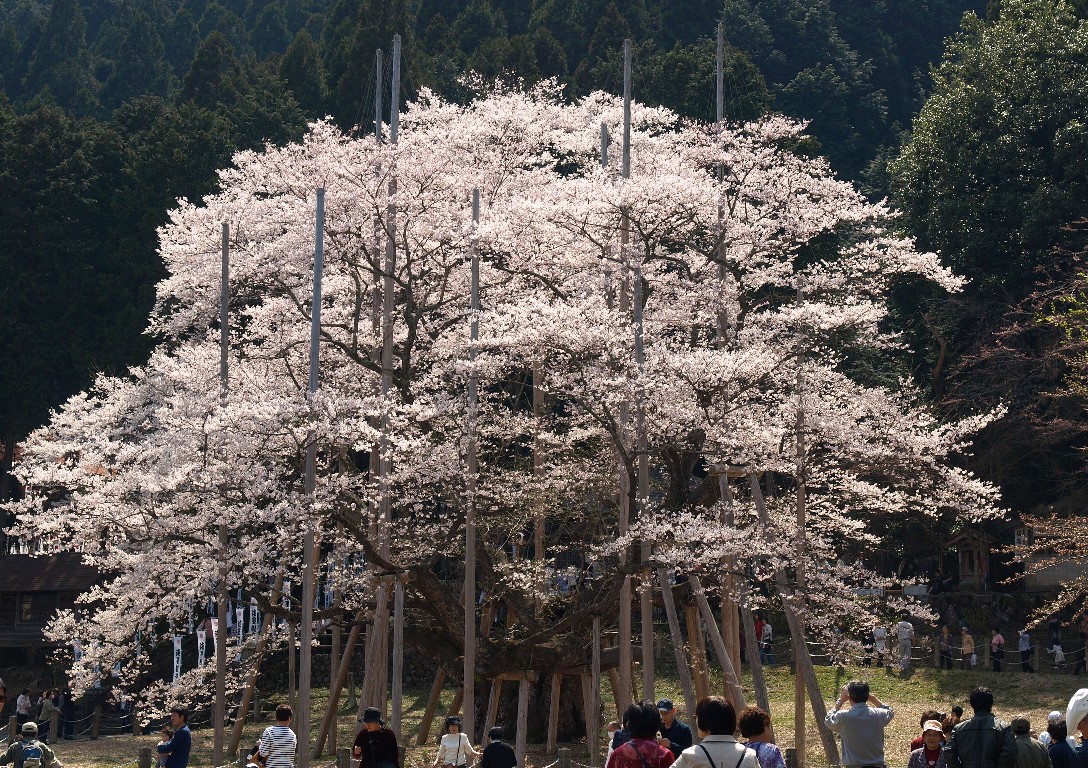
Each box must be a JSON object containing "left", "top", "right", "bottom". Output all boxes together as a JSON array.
[
  {"left": 670, "top": 697, "right": 758, "bottom": 768},
  {"left": 0, "top": 722, "right": 60, "bottom": 768}
]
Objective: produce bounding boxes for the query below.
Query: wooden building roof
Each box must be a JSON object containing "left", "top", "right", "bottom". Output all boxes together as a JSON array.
[{"left": 0, "top": 552, "right": 99, "bottom": 592}]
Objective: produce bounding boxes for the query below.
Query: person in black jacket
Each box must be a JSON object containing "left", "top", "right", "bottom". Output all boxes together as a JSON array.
[
  {"left": 656, "top": 700, "right": 693, "bottom": 759},
  {"left": 943, "top": 688, "right": 1016, "bottom": 768},
  {"left": 60, "top": 691, "right": 75, "bottom": 740},
  {"left": 481, "top": 727, "right": 517, "bottom": 768}
]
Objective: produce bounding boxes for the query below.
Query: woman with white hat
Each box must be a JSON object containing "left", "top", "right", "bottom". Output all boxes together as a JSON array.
[{"left": 1066, "top": 689, "right": 1088, "bottom": 748}]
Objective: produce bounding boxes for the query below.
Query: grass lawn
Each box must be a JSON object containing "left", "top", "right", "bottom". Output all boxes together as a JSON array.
[{"left": 45, "top": 662, "right": 1085, "bottom": 768}]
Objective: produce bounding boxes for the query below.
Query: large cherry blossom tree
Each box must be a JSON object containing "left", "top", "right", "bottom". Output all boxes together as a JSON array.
[{"left": 10, "top": 82, "right": 1003, "bottom": 733}]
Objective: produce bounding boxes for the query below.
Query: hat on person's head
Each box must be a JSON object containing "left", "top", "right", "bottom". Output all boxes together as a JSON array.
[
  {"left": 923, "top": 720, "right": 944, "bottom": 735},
  {"left": 1048, "top": 711, "right": 1064, "bottom": 723},
  {"left": 21, "top": 722, "right": 37, "bottom": 736},
  {"left": 1067, "top": 689, "right": 1088, "bottom": 733},
  {"left": 657, "top": 699, "right": 674, "bottom": 712},
  {"left": 1010, "top": 717, "right": 1030, "bottom": 735},
  {"left": 445, "top": 715, "right": 463, "bottom": 729},
  {"left": 362, "top": 707, "right": 385, "bottom": 725}
]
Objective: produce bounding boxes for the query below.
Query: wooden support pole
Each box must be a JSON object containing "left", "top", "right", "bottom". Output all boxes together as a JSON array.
[
  {"left": 91, "top": 706, "right": 102, "bottom": 740},
  {"left": 392, "top": 580, "right": 405, "bottom": 736},
  {"left": 591, "top": 617, "right": 602, "bottom": 768},
  {"left": 657, "top": 572, "right": 698, "bottom": 731},
  {"left": 580, "top": 672, "right": 595, "bottom": 756},
  {"left": 314, "top": 614, "right": 364, "bottom": 757},
  {"left": 337, "top": 748, "right": 351, "bottom": 768},
  {"left": 690, "top": 575, "right": 746, "bottom": 710},
  {"left": 139, "top": 747, "right": 152, "bottom": 768},
  {"left": 484, "top": 679, "right": 503, "bottom": 738},
  {"left": 740, "top": 593, "right": 772, "bottom": 731},
  {"left": 448, "top": 687, "right": 464, "bottom": 719},
  {"left": 547, "top": 673, "right": 562, "bottom": 754},
  {"left": 749, "top": 473, "right": 838, "bottom": 767},
  {"left": 516, "top": 678, "right": 530, "bottom": 768},
  {"left": 616, "top": 36, "right": 634, "bottom": 717},
  {"left": 215, "top": 526, "right": 229, "bottom": 763},
  {"left": 331, "top": 600, "right": 341, "bottom": 755},
  {"left": 464, "top": 186, "right": 481, "bottom": 744},
  {"left": 288, "top": 622, "right": 298, "bottom": 712},
  {"left": 685, "top": 604, "right": 709, "bottom": 704},
  {"left": 559, "top": 747, "right": 572, "bottom": 768},
  {"left": 229, "top": 574, "right": 283, "bottom": 758},
  {"left": 416, "top": 668, "right": 448, "bottom": 745},
  {"left": 606, "top": 669, "right": 622, "bottom": 720}
]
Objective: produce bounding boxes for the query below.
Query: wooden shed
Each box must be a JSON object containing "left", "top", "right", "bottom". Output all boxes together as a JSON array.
[{"left": 947, "top": 529, "right": 994, "bottom": 591}]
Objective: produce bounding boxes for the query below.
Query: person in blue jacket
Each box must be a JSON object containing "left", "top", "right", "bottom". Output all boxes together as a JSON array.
[
  {"left": 157, "top": 708, "right": 192, "bottom": 768},
  {"left": 657, "top": 700, "right": 693, "bottom": 759}
]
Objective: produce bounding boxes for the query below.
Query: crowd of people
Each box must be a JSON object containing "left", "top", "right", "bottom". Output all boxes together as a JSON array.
[
  {"left": 860, "top": 618, "right": 1088, "bottom": 675},
  {"left": 825, "top": 682, "right": 1088, "bottom": 768}
]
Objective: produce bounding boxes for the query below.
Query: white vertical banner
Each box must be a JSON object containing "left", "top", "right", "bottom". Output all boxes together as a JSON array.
[
  {"left": 112, "top": 661, "right": 121, "bottom": 677},
  {"left": 226, "top": 600, "right": 235, "bottom": 628},
  {"left": 134, "top": 631, "right": 141, "bottom": 659},
  {"left": 235, "top": 604, "right": 244, "bottom": 640},
  {"left": 72, "top": 639, "right": 83, "bottom": 662},
  {"left": 249, "top": 598, "right": 259, "bottom": 635},
  {"left": 197, "top": 629, "right": 207, "bottom": 667},
  {"left": 172, "top": 635, "right": 182, "bottom": 682},
  {"left": 280, "top": 580, "right": 291, "bottom": 631},
  {"left": 210, "top": 618, "right": 219, "bottom": 656}
]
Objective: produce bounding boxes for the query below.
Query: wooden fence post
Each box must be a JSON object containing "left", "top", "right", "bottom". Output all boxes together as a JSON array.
[
  {"left": 784, "top": 749, "right": 798, "bottom": 768},
  {"left": 983, "top": 641, "right": 991, "bottom": 670},
  {"left": 7, "top": 716, "right": 16, "bottom": 744},
  {"left": 337, "top": 747, "right": 351, "bottom": 768},
  {"left": 91, "top": 705, "right": 102, "bottom": 740},
  {"left": 51, "top": 710, "right": 61, "bottom": 744},
  {"left": 139, "top": 746, "right": 153, "bottom": 768},
  {"left": 559, "top": 747, "right": 572, "bottom": 768},
  {"left": 1034, "top": 640, "right": 1041, "bottom": 671}
]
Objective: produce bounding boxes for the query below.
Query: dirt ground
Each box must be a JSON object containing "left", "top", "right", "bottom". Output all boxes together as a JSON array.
[{"left": 36, "top": 662, "right": 1086, "bottom": 768}]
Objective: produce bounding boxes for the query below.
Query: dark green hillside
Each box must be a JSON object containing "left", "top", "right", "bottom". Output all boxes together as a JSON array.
[{"left": 0, "top": 0, "right": 991, "bottom": 490}]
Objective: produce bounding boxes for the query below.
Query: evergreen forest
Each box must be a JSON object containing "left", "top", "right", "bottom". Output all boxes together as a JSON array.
[{"left": 3, "top": 0, "right": 1088, "bottom": 569}]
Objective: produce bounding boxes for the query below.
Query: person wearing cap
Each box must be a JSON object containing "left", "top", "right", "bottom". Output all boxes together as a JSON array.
[
  {"left": 909, "top": 720, "right": 948, "bottom": 768},
  {"left": 657, "top": 700, "right": 693, "bottom": 759},
  {"left": 434, "top": 715, "right": 477, "bottom": 768},
  {"left": 355, "top": 707, "right": 401, "bottom": 768},
  {"left": 480, "top": 727, "right": 517, "bottom": 768},
  {"left": 825, "top": 680, "right": 894, "bottom": 768},
  {"left": 1040, "top": 713, "right": 1076, "bottom": 749},
  {"left": 1009, "top": 716, "right": 1051, "bottom": 768},
  {"left": 943, "top": 687, "right": 1015, "bottom": 768},
  {"left": 912, "top": 712, "right": 946, "bottom": 751},
  {"left": 0, "top": 721, "right": 59, "bottom": 768}
]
